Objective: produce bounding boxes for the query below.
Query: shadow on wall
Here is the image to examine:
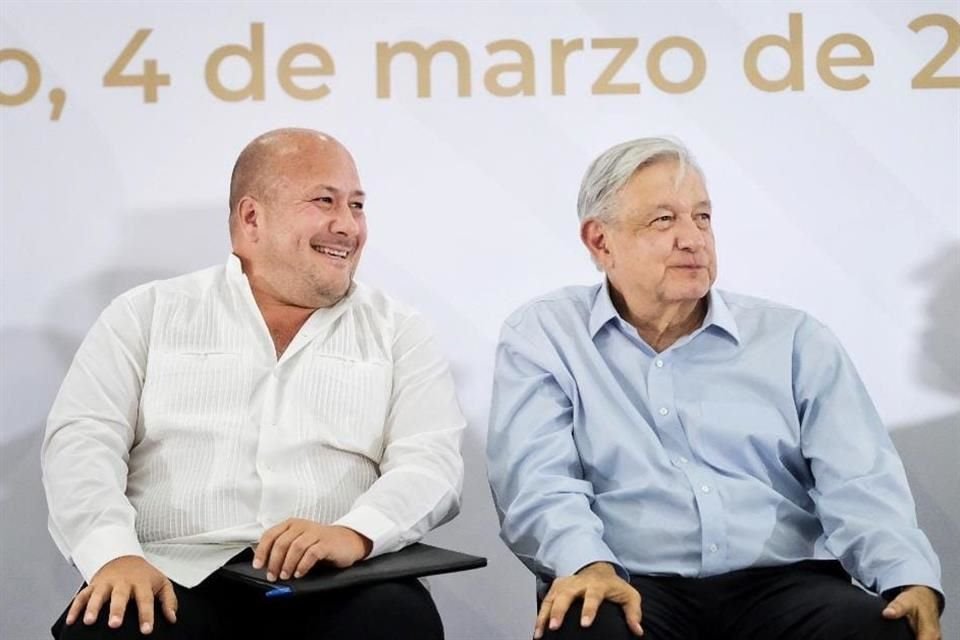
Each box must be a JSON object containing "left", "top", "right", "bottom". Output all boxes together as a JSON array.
[
  {"left": 0, "top": 206, "right": 224, "bottom": 640},
  {"left": 891, "top": 242, "right": 960, "bottom": 639}
]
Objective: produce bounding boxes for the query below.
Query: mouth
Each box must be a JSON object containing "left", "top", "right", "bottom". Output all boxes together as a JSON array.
[{"left": 310, "top": 244, "right": 352, "bottom": 260}]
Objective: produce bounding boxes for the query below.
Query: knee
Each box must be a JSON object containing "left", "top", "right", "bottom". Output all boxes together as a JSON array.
[
  {"left": 542, "top": 600, "right": 634, "bottom": 640},
  {"left": 822, "top": 592, "right": 915, "bottom": 640},
  {"left": 53, "top": 605, "right": 159, "bottom": 640}
]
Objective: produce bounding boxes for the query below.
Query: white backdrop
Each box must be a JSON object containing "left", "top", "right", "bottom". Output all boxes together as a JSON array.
[{"left": 2, "top": 2, "right": 958, "bottom": 638}]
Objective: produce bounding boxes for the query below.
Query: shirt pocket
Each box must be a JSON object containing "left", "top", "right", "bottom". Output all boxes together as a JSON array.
[
  {"left": 141, "top": 351, "right": 245, "bottom": 438},
  {"left": 300, "top": 354, "right": 392, "bottom": 462}
]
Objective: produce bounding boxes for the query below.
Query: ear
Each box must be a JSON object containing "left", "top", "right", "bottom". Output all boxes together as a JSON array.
[
  {"left": 581, "top": 219, "right": 614, "bottom": 269},
  {"left": 234, "top": 195, "right": 262, "bottom": 242}
]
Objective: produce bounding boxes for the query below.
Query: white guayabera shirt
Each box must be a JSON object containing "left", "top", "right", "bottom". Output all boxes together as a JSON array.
[{"left": 42, "top": 255, "right": 466, "bottom": 587}]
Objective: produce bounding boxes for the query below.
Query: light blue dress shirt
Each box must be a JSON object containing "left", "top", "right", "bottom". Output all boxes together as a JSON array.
[{"left": 487, "top": 282, "right": 942, "bottom": 598}]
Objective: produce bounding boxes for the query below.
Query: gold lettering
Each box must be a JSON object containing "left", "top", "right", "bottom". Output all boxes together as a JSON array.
[
  {"left": 591, "top": 38, "right": 640, "bottom": 95},
  {"left": 647, "top": 37, "right": 706, "bottom": 94},
  {"left": 484, "top": 39, "right": 535, "bottom": 96},
  {"left": 744, "top": 13, "right": 804, "bottom": 92},
  {"left": 277, "top": 43, "right": 334, "bottom": 100},
  {"left": 205, "top": 23, "right": 265, "bottom": 101},
  {"left": 816, "top": 34, "right": 873, "bottom": 91},
  {"left": 0, "top": 49, "right": 41, "bottom": 106},
  {"left": 909, "top": 13, "right": 960, "bottom": 89},
  {"left": 551, "top": 38, "right": 584, "bottom": 95},
  {"left": 376, "top": 40, "right": 471, "bottom": 98}
]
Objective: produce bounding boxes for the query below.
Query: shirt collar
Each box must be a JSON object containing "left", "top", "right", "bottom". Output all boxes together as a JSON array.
[
  {"left": 226, "top": 252, "right": 245, "bottom": 283},
  {"left": 589, "top": 280, "right": 740, "bottom": 345},
  {"left": 589, "top": 279, "right": 621, "bottom": 337},
  {"left": 701, "top": 288, "right": 740, "bottom": 344}
]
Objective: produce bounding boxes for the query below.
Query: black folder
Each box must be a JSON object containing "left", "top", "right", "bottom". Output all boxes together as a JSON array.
[{"left": 216, "top": 543, "right": 487, "bottom": 597}]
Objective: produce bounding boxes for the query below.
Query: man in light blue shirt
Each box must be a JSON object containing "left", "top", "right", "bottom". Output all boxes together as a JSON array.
[{"left": 487, "top": 138, "right": 943, "bottom": 640}]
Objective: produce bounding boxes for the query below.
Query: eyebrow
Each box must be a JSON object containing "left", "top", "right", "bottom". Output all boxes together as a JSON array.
[
  {"left": 314, "top": 184, "right": 366, "bottom": 198},
  {"left": 646, "top": 199, "right": 712, "bottom": 213}
]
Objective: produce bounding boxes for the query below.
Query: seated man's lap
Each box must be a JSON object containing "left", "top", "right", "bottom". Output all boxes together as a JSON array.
[
  {"left": 268, "top": 579, "right": 443, "bottom": 640},
  {"left": 541, "top": 562, "right": 915, "bottom": 640},
  {"left": 540, "top": 575, "right": 704, "bottom": 640},
  {"left": 53, "top": 578, "right": 442, "bottom": 640},
  {"left": 52, "top": 578, "right": 247, "bottom": 640},
  {"left": 717, "top": 561, "right": 913, "bottom": 640}
]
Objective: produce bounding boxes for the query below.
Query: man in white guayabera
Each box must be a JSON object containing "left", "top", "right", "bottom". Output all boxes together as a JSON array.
[
  {"left": 487, "top": 137, "right": 944, "bottom": 640},
  {"left": 43, "top": 128, "right": 466, "bottom": 639}
]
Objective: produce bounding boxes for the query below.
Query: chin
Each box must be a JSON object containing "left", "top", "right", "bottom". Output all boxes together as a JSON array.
[
  {"left": 667, "top": 284, "right": 710, "bottom": 304},
  {"left": 320, "top": 278, "right": 353, "bottom": 303}
]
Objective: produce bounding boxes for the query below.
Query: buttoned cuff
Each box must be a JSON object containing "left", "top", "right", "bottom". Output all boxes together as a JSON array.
[
  {"left": 548, "top": 532, "right": 627, "bottom": 580},
  {"left": 71, "top": 525, "right": 145, "bottom": 583},
  {"left": 334, "top": 505, "right": 400, "bottom": 559},
  {"left": 877, "top": 563, "right": 944, "bottom": 613}
]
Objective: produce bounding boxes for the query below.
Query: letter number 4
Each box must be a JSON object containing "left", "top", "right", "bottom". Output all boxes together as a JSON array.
[{"left": 103, "top": 29, "right": 171, "bottom": 102}]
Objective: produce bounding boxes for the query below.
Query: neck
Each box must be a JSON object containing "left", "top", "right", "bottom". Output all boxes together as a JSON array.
[
  {"left": 258, "top": 302, "right": 315, "bottom": 359},
  {"left": 236, "top": 253, "right": 319, "bottom": 358},
  {"left": 610, "top": 286, "right": 707, "bottom": 353}
]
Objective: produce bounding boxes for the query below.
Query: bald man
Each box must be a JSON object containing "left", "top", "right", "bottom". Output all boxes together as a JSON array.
[{"left": 43, "top": 129, "right": 466, "bottom": 639}]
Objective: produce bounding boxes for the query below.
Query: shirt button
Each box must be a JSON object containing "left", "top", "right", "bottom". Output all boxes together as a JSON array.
[
  {"left": 709, "top": 544, "right": 719, "bottom": 553},
  {"left": 659, "top": 407, "right": 669, "bottom": 416},
  {"left": 678, "top": 456, "right": 689, "bottom": 465},
  {"left": 701, "top": 484, "right": 711, "bottom": 493},
  {"left": 655, "top": 359, "right": 664, "bottom": 368}
]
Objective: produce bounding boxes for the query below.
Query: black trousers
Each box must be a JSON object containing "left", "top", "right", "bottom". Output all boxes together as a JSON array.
[
  {"left": 52, "top": 571, "right": 443, "bottom": 640},
  {"left": 541, "top": 561, "right": 914, "bottom": 640}
]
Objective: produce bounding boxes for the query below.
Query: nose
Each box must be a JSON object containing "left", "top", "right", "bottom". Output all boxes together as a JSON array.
[
  {"left": 676, "top": 215, "right": 706, "bottom": 251},
  {"left": 329, "top": 203, "right": 360, "bottom": 237}
]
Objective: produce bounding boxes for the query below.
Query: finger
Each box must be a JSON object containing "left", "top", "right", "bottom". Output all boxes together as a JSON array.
[
  {"left": 158, "top": 580, "right": 178, "bottom": 624},
  {"left": 279, "top": 532, "right": 313, "bottom": 580},
  {"left": 294, "top": 543, "right": 328, "bottom": 578},
  {"left": 623, "top": 591, "right": 644, "bottom": 636},
  {"left": 132, "top": 583, "right": 155, "bottom": 635},
  {"left": 547, "top": 590, "right": 576, "bottom": 633},
  {"left": 66, "top": 586, "right": 92, "bottom": 625},
  {"left": 253, "top": 521, "right": 290, "bottom": 570},
  {"left": 579, "top": 588, "right": 603, "bottom": 627},
  {"left": 534, "top": 596, "right": 554, "bottom": 639},
  {"left": 913, "top": 607, "right": 941, "bottom": 640},
  {"left": 267, "top": 528, "right": 299, "bottom": 581},
  {"left": 883, "top": 593, "right": 912, "bottom": 620},
  {"left": 107, "top": 584, "right": 131, "bottom": 629},
  {"left": 82, "top": 584, "right": 110, "bottom": 626}
]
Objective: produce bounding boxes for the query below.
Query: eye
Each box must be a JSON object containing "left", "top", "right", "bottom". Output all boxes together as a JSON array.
[
  {"left": 651, "top": 214, "right": 674, "bottom": 228},
  {"left": 312, "top": 196, "right": 334, "bottom": 206},
  {"left": 349, "top": 201, "right": 365, "bottom": 212},
  {"left": 695, "top": 212, "right": 712, "bottom": 226}
]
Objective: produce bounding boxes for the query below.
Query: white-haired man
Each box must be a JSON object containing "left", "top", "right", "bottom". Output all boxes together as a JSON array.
[
  {"left": 487, "top": 137, "right": 943, "bottom": 640},
  {"left": 43, "top": 128, "right": 465, "bottom": 639}
]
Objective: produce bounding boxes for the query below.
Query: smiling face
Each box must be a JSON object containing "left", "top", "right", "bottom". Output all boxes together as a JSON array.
[
  {"left": 582, "top": 158, "right": 716, "bottom": 318},
  {"left": 232, "top": 132, "right": 367, "bottom": 309}
]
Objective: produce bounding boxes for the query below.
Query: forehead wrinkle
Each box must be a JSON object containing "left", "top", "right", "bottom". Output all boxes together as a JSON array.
[{"left": 311, "top": 184, "right": 366, "bottom": 198}]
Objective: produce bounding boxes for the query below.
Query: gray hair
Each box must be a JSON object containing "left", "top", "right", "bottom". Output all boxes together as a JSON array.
[{"left": 576, "top": 137, "right": 703, "bottom": 224}]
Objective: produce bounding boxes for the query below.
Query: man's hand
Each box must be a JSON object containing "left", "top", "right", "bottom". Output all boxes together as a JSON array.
[
  {"left": 535, "top": 562, "right": 643, "bottom": 639},
  {"left": 882, "top": 585, "right": 942, "bottom": 640},
  {"left": 253, "top": 519, "right": 373, "bottom": 581},
  {"left": 65, "top": 555, "right": 177, "bottom": 636}
]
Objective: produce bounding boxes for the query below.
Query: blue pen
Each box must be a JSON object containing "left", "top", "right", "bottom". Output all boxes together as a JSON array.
[{"left": 265, "top": 585, "right": 293, "bottom": 598}]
